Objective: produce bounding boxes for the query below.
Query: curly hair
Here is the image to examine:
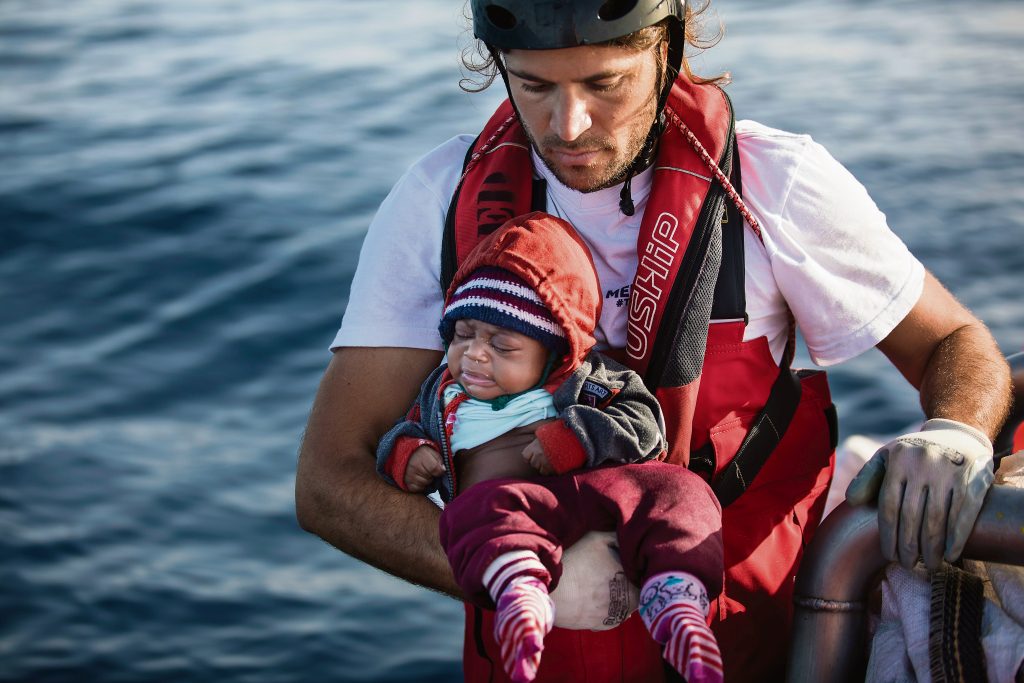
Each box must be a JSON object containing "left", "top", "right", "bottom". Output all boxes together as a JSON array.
[{"left": 459, "top": 0, "right": 729, "bottom": 93}]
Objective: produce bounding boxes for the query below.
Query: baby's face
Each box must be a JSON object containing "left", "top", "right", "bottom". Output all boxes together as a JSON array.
[{"left": 447, "top": 318, "right": 550, "bottom": 400}]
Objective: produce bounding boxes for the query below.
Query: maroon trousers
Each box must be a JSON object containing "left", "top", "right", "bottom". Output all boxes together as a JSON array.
[{"left": 440, "top": 460, "right": 724, "bottom": 609}]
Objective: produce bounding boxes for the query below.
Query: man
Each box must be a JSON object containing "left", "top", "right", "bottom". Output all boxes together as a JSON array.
[{"left": 295, "top": 1, "right": 1011, "bottom": 680}]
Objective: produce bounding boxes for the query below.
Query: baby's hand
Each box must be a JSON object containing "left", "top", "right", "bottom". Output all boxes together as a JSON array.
[
  {"left": 404, "top": 445, "right": 445, "bottom": 492},
  {"left": 522, "top": 438, "right": 555, "bottom": 475}
]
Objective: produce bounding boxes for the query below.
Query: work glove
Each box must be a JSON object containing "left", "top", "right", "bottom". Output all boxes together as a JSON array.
[
  {"left": 550, "top": 531, "right": 639, "bottom": 630},
  {"left": 845, "top": 418, "right": 994, "bottom": 570}
]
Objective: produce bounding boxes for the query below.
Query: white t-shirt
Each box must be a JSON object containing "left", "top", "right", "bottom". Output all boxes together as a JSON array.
[{"left": 333, "top": 120, "right": 924, "bottom": 367}]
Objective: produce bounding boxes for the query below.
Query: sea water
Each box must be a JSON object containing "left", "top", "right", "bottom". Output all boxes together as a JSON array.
[{"left": 2, "top": 0, "right": 1022, "bottom": 680}]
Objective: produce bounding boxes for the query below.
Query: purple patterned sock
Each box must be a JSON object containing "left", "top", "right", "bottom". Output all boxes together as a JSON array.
[
  {"left": 639, "top": 571, "right": 723, "bottom": 683},
  {"left": 484, "top": 551, "right": 554, "bottom": 683}
]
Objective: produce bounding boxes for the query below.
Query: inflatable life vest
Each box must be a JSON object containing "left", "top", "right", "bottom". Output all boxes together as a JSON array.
[{"left": 444, "top": 78, "right": 838, "bottom": 683}]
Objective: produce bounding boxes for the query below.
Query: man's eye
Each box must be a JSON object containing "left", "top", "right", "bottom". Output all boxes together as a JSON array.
[
  {"left": 520, "top": 82, "right": 550, "bottom": 94},
  {"left": 588, "top": 78, "right": 622, "bottom": 93}
]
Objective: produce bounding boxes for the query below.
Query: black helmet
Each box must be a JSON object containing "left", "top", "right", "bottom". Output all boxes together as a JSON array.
[{"left": 472, "top": 0, "right": 684, "bottom": 51}]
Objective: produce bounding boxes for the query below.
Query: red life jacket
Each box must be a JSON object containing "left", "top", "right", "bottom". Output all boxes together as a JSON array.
[{"left": 445, "top": 78, "right": 837, "bottom": 683}]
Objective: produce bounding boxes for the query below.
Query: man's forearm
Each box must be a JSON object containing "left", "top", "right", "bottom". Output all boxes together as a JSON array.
[
  {"left": 879, "top": 272, "right": 1013, "bottom": 440},
  {"left": 294, "top": 347, "right": 461, "bottom": 597},
  {"left": 296, "top": 445, "right": 460, "bottom": 596},
  {"left": 919, "top": 322, "right": 1012, "bottom": 439}
]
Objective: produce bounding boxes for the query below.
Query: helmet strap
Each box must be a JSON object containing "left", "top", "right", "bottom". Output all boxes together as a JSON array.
[
  {"left": 618, "top": 117, "right": 662, "bottom": 216},
  {"left": 488, "top": 44, "right": 521, "bottom": 120},
  {"left": 618, "top": 173, "right": 636, "bottom": 216}
]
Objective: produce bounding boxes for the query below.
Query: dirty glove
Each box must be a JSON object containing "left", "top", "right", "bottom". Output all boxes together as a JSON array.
[
  {"left": 550, "top": 531, "right": 639, "bottom": 630},
  {"left": 846, "top": 418, "right": 994, "bottom": 570}
]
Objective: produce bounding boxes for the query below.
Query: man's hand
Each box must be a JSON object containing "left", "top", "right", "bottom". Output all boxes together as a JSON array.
[
  {"left": 522, "top": 438, "right": 555, "bottom": 475},
  {"left": 550, "top": 531, "right": 639, "bottom": 630},
  {"left": 864, "top": 271, "right": 1010, "bottom": 570},
  {"left": 405, "top": 445, "right": 445, "bottom": 492},
  {"left": 846, "top": 418, "right": 994, "bottom": 570}
]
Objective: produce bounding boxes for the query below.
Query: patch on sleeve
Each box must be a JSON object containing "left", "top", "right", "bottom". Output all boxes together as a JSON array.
[{"left": 580, "top": 379, "right": 612, "bottom": 408}]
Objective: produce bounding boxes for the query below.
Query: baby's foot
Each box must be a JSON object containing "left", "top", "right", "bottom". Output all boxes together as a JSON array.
[
  {"left": 493, "top": 575, "right": 554, "bottom": 682},
  {"left": 640, "top": 572, "right": 723, "bottom": 683}
]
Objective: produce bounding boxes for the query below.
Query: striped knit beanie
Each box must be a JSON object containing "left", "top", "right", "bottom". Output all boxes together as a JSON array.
[{"left": 439, "top": 266, "right": 568, "bottom": 355}]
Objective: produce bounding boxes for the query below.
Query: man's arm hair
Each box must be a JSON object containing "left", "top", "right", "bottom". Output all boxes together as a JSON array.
[
  {"left": 294, "top": 346, "right": 462, "bottom": 597},
  {"left": 877, "top": 270, "right": 1012, "bottom": 438}
]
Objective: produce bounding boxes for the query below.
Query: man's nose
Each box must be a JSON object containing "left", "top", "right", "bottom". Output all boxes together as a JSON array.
[{"left": 551, "top": 88, "right": 592, "bottom": 142}]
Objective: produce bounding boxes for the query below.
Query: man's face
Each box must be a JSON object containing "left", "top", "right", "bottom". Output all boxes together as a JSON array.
[{"left": 503, "top": 43, "right": 663, "bottom": 193}]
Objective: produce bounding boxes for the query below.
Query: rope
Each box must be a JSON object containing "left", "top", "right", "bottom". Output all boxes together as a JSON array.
[
  {"left": 663, "top": 107, "right": 803, "bottom": 360},
  {"left": 458, "top": 112, "right": 519, "bottom": 186},
  {"left": 663, "top": 108, "right": 763, "bottom": 241}
]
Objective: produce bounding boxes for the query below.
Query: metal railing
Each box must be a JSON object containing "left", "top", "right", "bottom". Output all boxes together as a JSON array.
[{"left": 785, "top": 485, "right": 1024, "bottom": 682}]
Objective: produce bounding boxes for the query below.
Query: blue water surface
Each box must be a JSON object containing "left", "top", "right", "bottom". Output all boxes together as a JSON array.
[{"left": 2, "top": 0, "right": 1022, "bottom": 681}]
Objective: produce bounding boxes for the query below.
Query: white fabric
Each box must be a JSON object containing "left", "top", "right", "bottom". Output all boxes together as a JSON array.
[
  {"left": 866, "top": 563, "right": 1024, "bottom": 683},
  {"left": 443, "top": 385, "right": 557, "bottom": 453},
  {"left": 865, "top": 616, "right": 915, "bottom": 683},
  {"left": 333, "top": 120, "right": 925, "bottom": 367}
]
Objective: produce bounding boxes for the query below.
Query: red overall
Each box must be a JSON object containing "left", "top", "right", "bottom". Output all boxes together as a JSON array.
[{"left": 449, "top": 79, "right": 837, "bottom": 682}]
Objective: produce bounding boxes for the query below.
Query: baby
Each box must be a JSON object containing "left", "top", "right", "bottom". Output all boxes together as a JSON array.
[{"left": 376, "top": 212, "right": 724, "bottom": 683}]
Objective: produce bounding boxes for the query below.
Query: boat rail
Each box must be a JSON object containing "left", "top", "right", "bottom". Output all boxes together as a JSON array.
[
  {"left": 786, "top": 487, "right": 1024, "bottom": 682},
  {"left": 787, "top": 351, "right": 1024, "bottom": 682}
]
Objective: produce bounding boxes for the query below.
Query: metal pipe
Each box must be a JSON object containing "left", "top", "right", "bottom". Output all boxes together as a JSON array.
[{"left": 785, "top": 485, "right": 1024, "bottom": 683}]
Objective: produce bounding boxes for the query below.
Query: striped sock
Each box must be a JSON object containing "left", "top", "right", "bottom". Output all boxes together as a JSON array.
[
  {"left": 639, "top": 572, "right": 724, "bottom": 683},
  {"left": 484, "top": 551, "right": 554, "bottom": 683}
]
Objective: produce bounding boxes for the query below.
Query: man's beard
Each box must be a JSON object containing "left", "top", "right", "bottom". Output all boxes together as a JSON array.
[{"left": 523, "top": 110, "right": 656, "bottom": 193}]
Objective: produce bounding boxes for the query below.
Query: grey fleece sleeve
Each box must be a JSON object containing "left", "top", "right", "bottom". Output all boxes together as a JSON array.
[{"left": 550, "top": 351, "right": 667, "bottom": 469}]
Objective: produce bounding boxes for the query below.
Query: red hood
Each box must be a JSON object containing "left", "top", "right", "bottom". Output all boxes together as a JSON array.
[{"left": 445, "top": 211, "right": 602, "bottom": 387}]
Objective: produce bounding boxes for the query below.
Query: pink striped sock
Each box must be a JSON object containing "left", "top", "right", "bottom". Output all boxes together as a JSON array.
[
  {"left": 639, "top": 572, "right": 723, "bottom": 683},
  {"left": 484, "top": 551, "right": 554, "bottom": 683}
]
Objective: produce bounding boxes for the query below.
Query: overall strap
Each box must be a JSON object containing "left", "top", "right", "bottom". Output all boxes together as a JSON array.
[
  {"left": 441, "top": 142, "right": 547, "bottom": 296},
  {"left": 441, "top": 139, "right": 478, "bottom": 294},
  {"left": 686, "top": 156, "right": 805, "bottom": 506},
  {"left": 710, "top": 352, "right": 803, "bottom": 507},
  {"left": 709, "top": 148, "right": 746, "bottom": 323}
]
